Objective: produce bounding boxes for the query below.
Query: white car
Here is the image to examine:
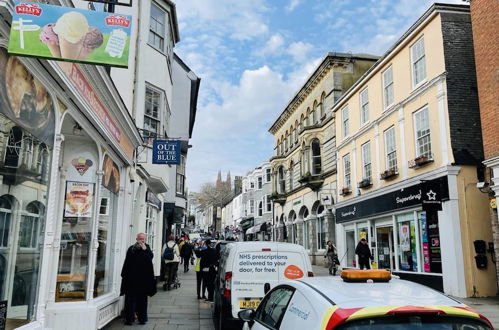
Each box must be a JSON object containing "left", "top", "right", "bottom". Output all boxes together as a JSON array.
[
  {"left": 239, "top": 269, "right": 493, "bottom": 330},
  {"left": 214, "top": 242, "right": 313, "bottom": 329}
]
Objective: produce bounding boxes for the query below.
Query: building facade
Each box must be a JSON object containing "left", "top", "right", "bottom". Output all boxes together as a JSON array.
[
  {"left": 334, "top": 3, "right": 496, "bottom": 298},
  {"left": 269, "top": 53, "right": 378, "bottom": 265},
  {"left": 470, "top": 0, "right": 499, "bottom": 293}
]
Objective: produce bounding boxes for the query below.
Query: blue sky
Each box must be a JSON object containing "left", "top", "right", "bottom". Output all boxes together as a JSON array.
[{"left": 174, "top": 0, "right": 462, "bottom": 192}]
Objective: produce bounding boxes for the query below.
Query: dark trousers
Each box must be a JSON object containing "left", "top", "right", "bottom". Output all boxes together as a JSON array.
[
  {"left": 183, "top": 257, "right": 190, "bottom": 272},
  {"left": 359, "top": 258, "right": 371, "bottom": 270},
  {"left": 196, "top": 271, "right": 205, "bottom": 298},
  {"left": 165, "top": 262, "right": 179, "bottom": 287},
  {"left": 205, "top": 269, "right": 216, "bottom": 300},
  {"left": 124, "top": 293, "right": 148, "bottom": 323}
]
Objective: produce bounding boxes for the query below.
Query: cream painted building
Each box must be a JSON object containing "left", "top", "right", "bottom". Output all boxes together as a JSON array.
[
  {"left": 333, "top": 3, "right": 496, "bottom": 297},
  {"left": 269, "top": 53, "right": 378, "bottom": 265}
]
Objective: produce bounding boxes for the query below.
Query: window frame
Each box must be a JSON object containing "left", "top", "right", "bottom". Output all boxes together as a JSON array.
[
  {"left": 265, "top": 168, "right": 272, "bottom": 182},
  {"left": 148, "top": 2, "right": 166, "bottom": 52},
  {"left": 384, "top": 126, "right": 397, "bottom": 171},
  {"left": 361, "top": 142, "right": 372, "bottom": 182},
  {"left": 343, "top": 154, "right": 351, "bottom": 188},
  {"left": 311, "top": 139, "right": 321, "bottom": 175},
  {"left": 382, "top": 66, "right": 394, "bottom": 109},
  {"left": 411, "top": 36, "right": 427, "bottom": 88},
  {"left": 413, "top": 106, "right": 432, "bottom": 158},
  {"left": 144, "top": 84, "right": 163, "bottom": 139},
  {"left": 360, "top": 88, "right": 369, "bottom": 125},
  {"left": 265, "top": 194, "right": 272, "bottom": 212},
  {"left": 342, "top": 106, "right": 349, "bottom": 138}
]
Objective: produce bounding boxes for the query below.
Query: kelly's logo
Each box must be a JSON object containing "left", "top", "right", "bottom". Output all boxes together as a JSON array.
[
  {"left": 105, "top": 15, "right": 130, "bottom": 27},
  {"left": 15, "top": 3, "right": 42, "bottom": 16}
]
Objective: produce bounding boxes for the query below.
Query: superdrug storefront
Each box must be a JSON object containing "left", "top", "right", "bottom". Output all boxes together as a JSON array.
[{"left": 335, "top": 177, "right": 449, "bottom": 292}]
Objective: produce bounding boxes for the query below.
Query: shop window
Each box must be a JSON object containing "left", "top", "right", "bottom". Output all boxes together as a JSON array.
[
  {"left": 19, "top": 202, "right": 44, "bottom": 249},
  {"left": 4, "top": 127, "right": 23, "bottom": 168},
  {"left": 396, "top": 213, "right": 418, "bottom": 272},
  {"left": 145, "top": 204, "right": 157, "bottom": 250},
  {"left": 0, "top": 196, "right": 13, "bottom": 248},
  {"left": 311, "top": 139, "right": 321, "bottom": 175},
  {"left": 419, "top": 211, "right": 441, "bottom": 273}
]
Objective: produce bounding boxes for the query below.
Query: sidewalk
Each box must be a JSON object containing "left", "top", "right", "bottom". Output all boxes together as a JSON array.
[
  {"left": 104, "top": 265, "right": 215, "bottom": 330},
  {"left": 312, "top": 265, "right": 499, "bottom": 328}
]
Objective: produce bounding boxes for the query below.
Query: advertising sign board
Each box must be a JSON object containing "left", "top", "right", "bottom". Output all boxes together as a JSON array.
[
  {"left": 152, "top": 140, "right": 181, "bottom": 165},
  {"left": 8, "top": 2, "right": 132, "bottom": 67}
]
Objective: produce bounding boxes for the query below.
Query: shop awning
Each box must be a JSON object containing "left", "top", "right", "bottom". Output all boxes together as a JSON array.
[
  {"left": 146, "top": 175, "right": 168, "bottom": 194},
  {"left": 246, "top": 222, "right": 270, "bottom": 234}
]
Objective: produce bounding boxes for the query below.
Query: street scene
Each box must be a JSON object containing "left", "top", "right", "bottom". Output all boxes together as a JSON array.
[{"left": 0, "top": 0, "right": 498, "bottom": 329}]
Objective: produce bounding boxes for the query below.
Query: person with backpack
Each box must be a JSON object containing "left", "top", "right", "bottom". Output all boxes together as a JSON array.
[
  {"left": 162, "top": 235, "right": 180, "bottom": 290},
  {"left": 200, "top": 239, "right": 217, "bottom": 302},
  {"left": 180, "top": 240, "right": 193, "bottom": 273}
]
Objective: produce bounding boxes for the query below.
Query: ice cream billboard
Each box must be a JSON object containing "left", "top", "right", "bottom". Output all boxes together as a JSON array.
[{"left": 8, "top": 2, "right": 132, "bottom": 67}]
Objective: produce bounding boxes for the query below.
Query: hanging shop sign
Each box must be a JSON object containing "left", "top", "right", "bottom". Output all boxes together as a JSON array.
[
  {"left": 64, "top": 181, "right": 95, "bottom": 218},
  {"left": 8, "top": 2, "right": 132, "bottom": 67},
  {"left": 152, "top": 140, "right": 181, "bottom": 164},
  {"left": 0, "top": 48, "right": 55, "bottom": 146},
  {"left": 336, "top": 176, "right": 449, "bottom": 223}
]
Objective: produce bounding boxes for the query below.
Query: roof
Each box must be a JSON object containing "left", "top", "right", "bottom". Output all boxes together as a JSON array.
[{"left": 297, "top": 276, "right": 463, "bottom": 309}]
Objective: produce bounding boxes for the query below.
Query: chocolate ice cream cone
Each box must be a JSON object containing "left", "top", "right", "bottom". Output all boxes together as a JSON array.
[
  {"left": 59, "top": 38, "right": 84, "bottom": 60},
  {"left": 46, "top": 43, "right": 61, "bottom": 58}
]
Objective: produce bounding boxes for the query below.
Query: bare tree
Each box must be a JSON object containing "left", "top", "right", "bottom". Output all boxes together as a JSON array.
[{"left": 194, "top": 181, "right": 233, "bottom": 234}]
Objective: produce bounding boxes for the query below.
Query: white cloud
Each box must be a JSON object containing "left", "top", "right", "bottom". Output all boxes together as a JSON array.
[
  {"left": 258, "top": 33, "right": 285, "bottom": 56},
  {"left": 287, "top": 41, "right": 314, "bottom": 63},
  {"left": 286, "top": 0, "right": 301, "bottom": 12}
]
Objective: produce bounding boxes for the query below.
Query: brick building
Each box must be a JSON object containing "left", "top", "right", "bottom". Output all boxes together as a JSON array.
[{"left": 470, "top": 0, "right": 499, "bottom": 293}]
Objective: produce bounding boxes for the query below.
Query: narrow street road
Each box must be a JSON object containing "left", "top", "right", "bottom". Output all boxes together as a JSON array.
[{"left": 104, "top": 266, "right": 215, "bottom": 330}]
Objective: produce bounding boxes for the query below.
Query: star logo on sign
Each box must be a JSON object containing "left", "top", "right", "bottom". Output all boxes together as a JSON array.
[{"left": 427, "top": 190, "right": 437, "bottom": 200}]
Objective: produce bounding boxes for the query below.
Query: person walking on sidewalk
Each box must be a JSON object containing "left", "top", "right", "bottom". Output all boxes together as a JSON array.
[
  {"left": 120, "top": 233, "right": 156, "bottom": 326},
  {"left": 162, "top": 235, "right": 180, "bottom": 290},
  {"left": 180, "top": 240, "right": 193, "bottom": 272},
  {"left": 324, "top": 240, "right": 339, "bottom": 276},
  {"left": 200, "top": 239, "right": 217, "bottom": 302},
  {"left": 194, "top": 241, "right": 206, "bottom": 299},
  {"left": 355, "top": 238, "right": 373, "bottom": 270}
]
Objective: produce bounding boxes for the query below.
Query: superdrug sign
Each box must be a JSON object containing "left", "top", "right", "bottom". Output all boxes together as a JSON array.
[{"left": 336, "top": 176, "right": 449, "bottom": 223}]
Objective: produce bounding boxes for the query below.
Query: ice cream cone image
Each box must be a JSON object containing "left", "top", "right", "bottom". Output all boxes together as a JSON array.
[
  {"left": 46, "top": 43, "right": 61, "bottom": 57},
  {"left": 59, "top": 38, "right": 84, "bottom": 60},
  {"left": 52, "top": 11, "right": 89, "bottom": 61},
  {"left": 78, "top": 27, "right": 103, "bottom": 61},
  {"left": 39, "top": 23, "right": 61, "bottom": 58}
]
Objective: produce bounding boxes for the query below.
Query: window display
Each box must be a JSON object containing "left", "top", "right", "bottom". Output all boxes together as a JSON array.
[{"left": 397, "top": 213, "right": 418, "bottom": 272}]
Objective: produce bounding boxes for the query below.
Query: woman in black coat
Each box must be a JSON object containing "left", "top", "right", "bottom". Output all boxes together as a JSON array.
[{"left": 120, "top": 233, "right": 156, "bottom": 325}]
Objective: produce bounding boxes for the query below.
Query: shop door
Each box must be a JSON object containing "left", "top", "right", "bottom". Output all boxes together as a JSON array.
[
  {"left": 345, "top": 231, "right": 356, "bottom": 267},
  {"left": 376, "top": 226, "right": 394, "bottom": 270}
]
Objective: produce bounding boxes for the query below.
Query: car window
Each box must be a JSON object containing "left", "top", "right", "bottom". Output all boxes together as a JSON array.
[
  {"left": 336, "top": 315, "right": 492, "bottom": 330},
  {"left": 254, "top": 286, "right": 294, "bottom": 329}
]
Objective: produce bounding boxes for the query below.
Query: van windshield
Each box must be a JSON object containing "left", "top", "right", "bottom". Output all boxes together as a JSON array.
[{"left": 336, "top": 315, "right": 491, "bottom": 330}]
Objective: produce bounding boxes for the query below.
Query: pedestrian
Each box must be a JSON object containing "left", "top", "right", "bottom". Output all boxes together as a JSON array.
[
  {"left": 194, "top": 241, "right": 207, "bottom": 299},
  {"left": 180, "top": 239, "right": 193, "bottom": 272},
  {"left": 324, "top": 240, "right": 338, "bottom": 275},
  {"left": 162, "top": 235, "right": 180, "bottom": 290},
  {"left": 178, "top": 238, "right": 185, "bottom": 264},
  {"left": 120, "top": 233, "right": 156, "bottom": 326},
  {"left": 200, "top": 239, "right": 217, "bottom": 302},
  {"left": 355, "top": 238, "right": 373, "bottom": 270}
]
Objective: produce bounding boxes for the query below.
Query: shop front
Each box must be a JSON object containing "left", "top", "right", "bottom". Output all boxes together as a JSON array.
[{"left": 336, "top": 176, "right": 449, "bottom": 292}]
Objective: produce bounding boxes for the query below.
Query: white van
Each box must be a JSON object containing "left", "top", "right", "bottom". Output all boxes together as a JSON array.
[{"left": 213, "top": 242, "right": 313, "bottom": 329}]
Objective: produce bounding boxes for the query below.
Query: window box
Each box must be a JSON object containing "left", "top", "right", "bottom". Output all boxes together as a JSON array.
[
  {"left": 408, "top": 155, "right": 433, "bottom": 168},
  {"left": 340, "top": 187, "right": 351, "bottom": 196},
  {"left": 380, "top": 169, "right": 398, "bottom": 180},
  {"left": 358, "top": 179, "right": 372, "bottom": 189}
]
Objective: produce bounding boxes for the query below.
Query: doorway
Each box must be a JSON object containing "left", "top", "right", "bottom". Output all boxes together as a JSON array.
[{"left": 376, "top": 226, "right": 394, "bottom": 270}]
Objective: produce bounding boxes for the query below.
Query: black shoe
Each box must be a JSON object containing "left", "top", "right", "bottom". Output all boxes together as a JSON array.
[
  {"left": 202, "top": 296, "right": 207, "bottom": 299},
  {"left": 197, "top": 296, "right": 202, "bottom": 299},
  {"left": 139, "top": 322, "right": 147, "bottom": 325}
]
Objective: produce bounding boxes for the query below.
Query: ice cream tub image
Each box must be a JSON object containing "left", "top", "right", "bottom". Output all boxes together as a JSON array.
[{"left": 8, "top": 1, "right": 132, "bottom": 68}]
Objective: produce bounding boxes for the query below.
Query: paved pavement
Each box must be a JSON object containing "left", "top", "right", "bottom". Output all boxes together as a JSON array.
[
  {"left": 104, "top": 263, "right": 499, "bottom": 329},
  {"left": 104, "top": 264, "right": 215, "bottom": 330}
]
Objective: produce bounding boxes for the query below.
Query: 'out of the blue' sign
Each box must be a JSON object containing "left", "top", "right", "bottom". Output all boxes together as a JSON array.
[{"left": 152, "top": 140, "right": 181, "bottom": 164}]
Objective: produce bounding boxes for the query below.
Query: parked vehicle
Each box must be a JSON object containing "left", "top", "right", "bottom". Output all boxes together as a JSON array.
[
  {"left": 238, "top": 269, "right": 493, "bottom": 329},
  {"left": 214, "top": 242, "right": 313, "bottom": 329}
]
